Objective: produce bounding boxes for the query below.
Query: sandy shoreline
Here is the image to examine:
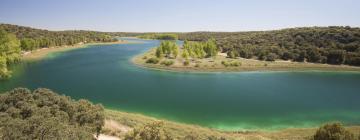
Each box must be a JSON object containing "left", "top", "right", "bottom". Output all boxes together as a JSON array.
[{"left": 22, "top": 40, "right": 129, "bottom": 61}]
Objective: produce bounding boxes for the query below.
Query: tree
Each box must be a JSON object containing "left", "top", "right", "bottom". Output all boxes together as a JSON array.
[
  {"left": 0, "top": 88, "right": 105, "bottom": 139},
  {"left": 156, "top": 47, "right": 164, "bottom": 58},
  {"left": 204, "top": 38, "right": 217, "bottom": 57},
  {"left": 307, "top": 48, "right": 322, "bottom": 63},
  {"left": 327, "top": 50, "right": 346, "bottom": 64},
  {"left": 20, "top": 38, "right": 38, "bottom": 50},
  {"left": 0, "top": 29, "right": 21, "bottom": 79},
  {"left": 157, "top": 41, "right": 178, "bottom": 58},
  {"left": 182, "top": 49, "right": 189, "bottom": 59},
  {"left": 171, "top": 45, "right": 178, "bottom": 58},
  {"left": 313, "top": 122, "right": 354, "bottom": 140},
  {"left": 265, "top": 53, "right": 278, "bottom": 61}
]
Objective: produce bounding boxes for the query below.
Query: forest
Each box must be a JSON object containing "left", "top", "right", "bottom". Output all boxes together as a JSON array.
[
  {"left": 0, "top": 24, "right": 119, "bottom": 51},
  {"left": 178, "top": 26, "right": 360, "bottom": 66},
  {"left": 0, "top": 24, "right": 125, "bottom": 80},
  {"left": 138, "top": 33, "right": 178, "bottom": 40}
]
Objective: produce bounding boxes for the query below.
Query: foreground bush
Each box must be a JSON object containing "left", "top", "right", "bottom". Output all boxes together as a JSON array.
[
  {"left": 0, "top": 88, "right": 105, "bottom": 140},
  {"left": 125, "top": 121, "right": 172, "bottom": 140},
  {"left": 313, "top": 122, "right": 355, "bottom": 140}
]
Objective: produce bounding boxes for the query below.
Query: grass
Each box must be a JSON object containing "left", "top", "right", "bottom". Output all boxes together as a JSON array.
[
  {"left": 104, "top": 109, "right": 360, "bottom": 140},
  {"left": 132, "top": 47, "right": 360, "bottom": 73}
]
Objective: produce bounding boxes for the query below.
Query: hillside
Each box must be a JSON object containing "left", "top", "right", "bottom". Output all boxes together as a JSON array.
[{"left": 178, "top": 27, "right": 360, "bottom": 66}]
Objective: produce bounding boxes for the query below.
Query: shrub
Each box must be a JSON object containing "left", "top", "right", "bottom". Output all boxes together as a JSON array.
[
  {"left": 0, "top": 88, "right": 105, "bottom": 140},
  {"left": 266, "top": 53, "right": 277, "bottom": 61},
  {"left": 222, "top": 61, "right": 241, "bottom": 67},
  {"left": 195, "top": 64, "right": 200, "bottom": 67},
  {"left": 230, "top": 61, "right": 241, "bottom": 67},
  {"left": 221, "top": 61, "right": 229, "bottom": 67},
  {"left": 142, "top": 56, "right": 148, "bottom": 59},
  {"left": 160, "top": 60, "right": 174, "bottom": 66},
  {"left": 313, "top": 122, "right": 354, "bottom": 140},
  {"left": 183, "top": 60, "right": 190, "bottom": 66},
  {"left": 146, "top": 58, "right": 160, "bottom": 64},
  {"left": 124, "top": 121, "right": 172, "bottom": 140}
]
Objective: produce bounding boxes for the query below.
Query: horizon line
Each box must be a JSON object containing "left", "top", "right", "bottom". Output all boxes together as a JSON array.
[{"left": 1, "top": 23, "right": 359, "bottom": 33}]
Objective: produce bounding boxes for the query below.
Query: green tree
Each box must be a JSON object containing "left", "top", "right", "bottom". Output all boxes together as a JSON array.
[
  {"left": 171, "top": 45, "right": 178, "bottom": 58},
  {"left": 204, "top": 38, "right": 217, "bottom": 57},
  {"left": 20, "top": 38, "right": 38, "bottom": 50},
  {"left": 0, "top": 29, "right": 21, "bottom": 79},
  {"left": 182, "top": 49, "right": 189, "bottom": 59},
  {"left": 156, "top": 46, "right": 164, "bottom": 58},
  {"left": 327, "top": 50, "right": 346, "bottom": 64},
  {"left": 0, "top": 88, "right": 105, "bottom": 139}
]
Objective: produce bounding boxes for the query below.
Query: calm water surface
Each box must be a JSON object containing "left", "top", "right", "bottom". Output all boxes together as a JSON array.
[{"left": 1, "top": 38, "right": 360, "bottom": 130}]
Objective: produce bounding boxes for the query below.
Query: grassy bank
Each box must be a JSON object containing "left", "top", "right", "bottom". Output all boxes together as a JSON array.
[
  {"left": 132, "top": 48, "right": 360, "bottom": 73},
  {"left": 22, "top": 40, "right": 129, "bottom": 61},
  {"left": 104, "top": 109, "right": 360, "bottom": 140}
]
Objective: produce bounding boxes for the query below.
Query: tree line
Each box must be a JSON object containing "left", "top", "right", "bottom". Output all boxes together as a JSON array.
[
  {"left": 0, "top": 88, "right": 105, "bottom": 139},
  {"left": 0, "top": 24, "right": 118, "bottom": 51},
  {"left": 0, "top": 24, "right": 124, "bottom": 80},
  {"left": 138, "top": 33, "right": 178, "bottom": 40},
  {"left": 178, "top": 26, "right": 360, "bottom": 66}
]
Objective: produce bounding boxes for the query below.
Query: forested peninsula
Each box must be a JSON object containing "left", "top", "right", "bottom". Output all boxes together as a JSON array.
[{"left": 134, "top": 26, "right": 360, "bottom": 72}]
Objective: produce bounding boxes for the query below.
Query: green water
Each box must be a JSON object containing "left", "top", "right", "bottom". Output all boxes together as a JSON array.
[{"left": 1, "top": 38, "right": 360, "bottom": 130}]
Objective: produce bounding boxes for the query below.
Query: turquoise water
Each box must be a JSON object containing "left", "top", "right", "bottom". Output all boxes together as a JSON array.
[{"left": 1, "top": 38, "right": 360, "bottom": 130}]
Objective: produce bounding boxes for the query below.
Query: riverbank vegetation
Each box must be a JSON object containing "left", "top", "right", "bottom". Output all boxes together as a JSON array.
[
  {"left": 0, "top": 29, "right": 21, "bottom": 79},
  {"left": 1, "top": 88, "right": 359, "bottom": 139},
  {"left": 0, "top": 24, "right": 122, "bottom": 79},
  {"left": 133, "top": 39, "right": 360, "bottom": 72},
  {"left": 178, "top": 26, "right": 360, "bottom": 66},
  {"left": 138, "top": 33, "right": 178, "bottom": 40}
]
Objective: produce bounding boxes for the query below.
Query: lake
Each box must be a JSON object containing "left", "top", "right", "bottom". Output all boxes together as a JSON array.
[{"left": 1, "top": 38, "right": 360, "bottom": 130}]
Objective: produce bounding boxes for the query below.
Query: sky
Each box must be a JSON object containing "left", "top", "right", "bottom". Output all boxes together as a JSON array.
[{"left": 0, "top": 0, "right": 359, "bottom": 32}]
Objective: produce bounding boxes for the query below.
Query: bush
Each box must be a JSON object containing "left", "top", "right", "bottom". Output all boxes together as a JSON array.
[
  {"left": 221, "top": 61, "right": 241, "bottom": 67},
  {"left": 0, "top": 88, "right": 105, "bottom": 140},
  {"left": 146, "top": 58, "right": 160, "bottom": 64},
  {"left": 161, "top": 60, "right": 174, "bottom": 66},
  {"left": 124, "top": 121, "right": 172, "bottom": 140},
  {"left": 265, "top": 53, "right": 277, "bottom": 61},
  {"left": 221, "top": 61, "right": 229, "bottom": 67},
  {"left": 183, "top": 60, "right": 190, "bottom": 66},
  {"left": 313, "top": 122, "right": 354, "bottom": 140}
]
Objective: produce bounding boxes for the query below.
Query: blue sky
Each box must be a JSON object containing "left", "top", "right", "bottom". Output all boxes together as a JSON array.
[{"left": 0, "top": 0, "right": 359, "bottom": 32}]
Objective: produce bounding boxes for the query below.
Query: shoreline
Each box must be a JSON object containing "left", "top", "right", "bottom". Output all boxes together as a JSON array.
[
  {"left": 22, "top": 40, "right": 130, "bottom": 61},
  {"left": 104, "top": 108, "right": 360, "bottom": 139},
  {"left": 132, "top": 48, "right": 360, "bottom": 73}
]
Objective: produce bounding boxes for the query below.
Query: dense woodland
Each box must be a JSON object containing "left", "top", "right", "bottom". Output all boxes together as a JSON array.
[
  {"left": 0, "top": 24, "right": 119, "bottom": 51},
  {"left": 138, "top": 33, "right": 178, "bottom": 40},
  {"left": 178, "top": 27, "right": 360, "bottom": 66},
  {"left": 0, "top": 24, "right": 125, "bottom": 79},
  {"left": 0, "top": 88, "right": 105, "bottom": 139}
]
